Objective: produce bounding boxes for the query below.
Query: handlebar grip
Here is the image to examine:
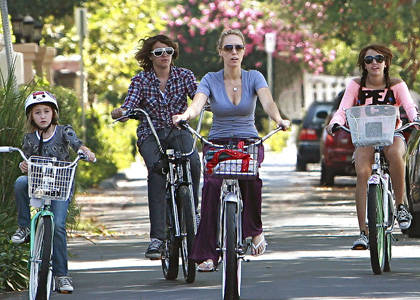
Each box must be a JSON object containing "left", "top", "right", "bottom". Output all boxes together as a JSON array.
[
  {"left": 178, "top": 119, "right": 188, "bottom": 128},
  {"left": 0, "top": 146, "right": 12, "bottom": 153}
]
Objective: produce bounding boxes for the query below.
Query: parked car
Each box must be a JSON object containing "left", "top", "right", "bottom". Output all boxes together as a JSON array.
[
  {"left": 295, "top": 101, "right": 334, "bottom": 171},
  {"left": 319, "top": 91, "right": 355, "bottom": 186}
]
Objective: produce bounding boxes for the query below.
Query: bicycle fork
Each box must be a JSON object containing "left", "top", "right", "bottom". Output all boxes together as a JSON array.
[
  {"left": 365, "top": 150, "right": 395, "bottom": 234},
  {"left": 218, "top": 180, "right": 244, "bottom": 258}
]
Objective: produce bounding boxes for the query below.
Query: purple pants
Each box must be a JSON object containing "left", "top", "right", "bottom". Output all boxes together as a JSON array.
[{"left": 191, "top": 140, "right": 264, "bottom": 264}]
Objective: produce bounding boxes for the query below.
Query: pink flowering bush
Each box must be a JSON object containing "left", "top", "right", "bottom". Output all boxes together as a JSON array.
[{"left": 163, "top": 0, "right": 334, "bottom": 77}]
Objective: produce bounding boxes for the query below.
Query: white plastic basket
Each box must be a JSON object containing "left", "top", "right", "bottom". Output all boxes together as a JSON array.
[
  {"left": 204, "top": 144, "right": 259, "bottom": 178},
  {"left": 28, "top": 156, "right": 77, "bottom": 201},
  {"left": 345, "top": 105, "right": 397, "bottom": 147}
]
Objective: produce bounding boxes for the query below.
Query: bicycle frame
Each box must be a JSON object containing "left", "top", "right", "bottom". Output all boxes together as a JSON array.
[
  {"left": 114, "top": 107, "right": 201, "bottom": 283},
  {"left": 0, "top": 146, "right": 88, "bottom": 299}
]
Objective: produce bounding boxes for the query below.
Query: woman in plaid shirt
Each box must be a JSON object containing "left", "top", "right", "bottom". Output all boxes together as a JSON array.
[{"left": 111, "top": 35, "right": 201, "bottom": 259}]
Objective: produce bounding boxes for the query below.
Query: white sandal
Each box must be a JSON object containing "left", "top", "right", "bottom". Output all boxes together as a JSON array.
[
  {"left": 251, "top": 234, "right": 267, "bottom": 256},
  {"left": 197, "top": 260, "right": 214, "bottom": 272}
]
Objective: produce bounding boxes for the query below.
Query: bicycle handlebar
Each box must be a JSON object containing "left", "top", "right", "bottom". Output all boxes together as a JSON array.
[
  {"left": 332, "top": 121, "right": 420, "bottom": 134},
  {"left": 114, "top": 108, "right": 197, "bottom": 157},
  {"left": 178, "top": 120, "right": 286, "bottom": 149},
  {"left": 0, "top": 146, "right": 94, "bottom": 166}
]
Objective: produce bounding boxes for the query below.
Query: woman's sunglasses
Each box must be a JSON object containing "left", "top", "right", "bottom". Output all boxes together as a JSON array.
[
  {"left": 222, "top": 44, "right": 245, "bottom": 52},
  {"left": 364, "top": 54, "right": 385, "bottom": 64},
  {"left": 150, "top": 47, "right": 175, "bottom": 57}
]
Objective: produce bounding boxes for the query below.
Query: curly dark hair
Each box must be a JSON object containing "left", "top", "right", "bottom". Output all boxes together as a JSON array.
[
  {"left": 134, "top": 35, "right": 179, "bottom": 71},
  {"left": 357, "top": 44, "right": 393, "bottom": 102}
]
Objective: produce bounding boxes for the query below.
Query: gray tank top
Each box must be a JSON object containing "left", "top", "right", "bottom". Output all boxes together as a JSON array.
[{"left": 197, "top": 69, "right": 268, "bottom": 139}]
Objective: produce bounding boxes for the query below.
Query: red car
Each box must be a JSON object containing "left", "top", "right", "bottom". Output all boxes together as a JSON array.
[{"left": 320, "top": 91, "right": 355, "bottom": 186}]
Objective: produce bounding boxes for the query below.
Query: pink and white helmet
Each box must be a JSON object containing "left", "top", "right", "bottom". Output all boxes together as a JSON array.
[{"left": 25, "top": 91, "right": 59, "bottom": 115}]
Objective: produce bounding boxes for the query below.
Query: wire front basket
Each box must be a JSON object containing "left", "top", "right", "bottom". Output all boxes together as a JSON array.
[
  {"left": 28, "top": 156, "right": 77, "bottom": 201},
  {"left": 204, "top": 143, "right": 259, "bottom": 179},
  {"left": 345, "top": 105, "right": 398, "bottom": 147}
]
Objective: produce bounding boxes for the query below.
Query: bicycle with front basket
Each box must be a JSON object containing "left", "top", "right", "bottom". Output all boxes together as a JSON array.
[
  {"left": 0, "top": 146, "right": 91, "bottom": 300},
  {"left": 114, "top": 108, "right": 200, "bottom": 283},
  {"left": 333, "top": 105, "right": 420, "bottom": 274},
  {"left": 180, "top": 120, "right": 284, "bottom": 299}
]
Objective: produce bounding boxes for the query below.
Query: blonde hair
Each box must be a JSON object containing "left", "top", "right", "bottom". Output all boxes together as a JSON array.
[{"left": 216, "top": 29, "right": 246, "bottom": 51}]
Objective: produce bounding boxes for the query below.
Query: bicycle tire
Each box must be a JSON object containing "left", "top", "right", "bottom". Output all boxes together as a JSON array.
[
  {"left": 384, "top": 177, "right": 394, "bottom": 272},
  {"left": 29, "top": 215, "right": 53, "bottom": 300},
  {"left": 177, "top": 185, "right": 196, "bottom": 283},
  {"left": 161, "top": 191, "right": 179, "bottom": 280},
  {"left": 367, "top": 183, "right": 386, "bottom": 275},
  {"left": 223, "top": 201, "right": 240, "bottom": 300}
]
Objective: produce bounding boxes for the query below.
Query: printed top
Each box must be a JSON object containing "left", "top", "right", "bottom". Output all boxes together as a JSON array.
[
  {"left": 329, "top": 79, "right": 418, "bottom": 127},
  {"left": 22, "top": 125, "right": 83, "bottom": 161}
]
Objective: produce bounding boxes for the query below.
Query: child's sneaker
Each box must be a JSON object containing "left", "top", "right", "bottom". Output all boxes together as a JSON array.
[
  {"left": 55, "top": 276, "right": 73, "bottom": 294},
  {"left": 397, "top": 204, "right": 412, "bottom": 230},
  {"left": 11, "top": 227, "right": 30, "bottom": 244},
  {"left": 352, "top": 231, "right": 369, "bottom": 250}
]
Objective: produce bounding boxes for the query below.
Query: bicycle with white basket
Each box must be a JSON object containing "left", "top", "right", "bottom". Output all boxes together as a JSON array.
[
  {"left": 0, "top": 146, "right": 92, "bottom": 300},
  {"left": 332, "top": 105, "right": 420, "bottom": 274},
  {"left": 180, "top": 120, "right": 284, "bottom": 299}
]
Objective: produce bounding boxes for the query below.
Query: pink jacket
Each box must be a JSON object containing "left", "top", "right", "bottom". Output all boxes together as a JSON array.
[{"left": 329, "top": 79, "right": 418, "bottom": 127}]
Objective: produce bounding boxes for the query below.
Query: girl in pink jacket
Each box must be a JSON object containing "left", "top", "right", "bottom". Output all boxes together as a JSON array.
[{"left": 327, "top": 44, "right": 417, "bottom": 250}]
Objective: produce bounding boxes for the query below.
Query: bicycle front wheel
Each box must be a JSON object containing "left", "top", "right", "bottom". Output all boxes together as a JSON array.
[
  {"left": 161, "top": 191, "right": 179, "bottom": 280},
  {"left": 223, "top": 201, "right": 240, "bottom": 300},
  {"left": 367, "top": 183, "right": 386, "bottom": 275},
  {"left": 29, "top": 215, "right": 53, "bottom": 300},
  {"left": 384, "top": 176, "right": 394, "bottom": 272},
  {"left": 177, "top": 185, "right": 196, "bottom": 283}
]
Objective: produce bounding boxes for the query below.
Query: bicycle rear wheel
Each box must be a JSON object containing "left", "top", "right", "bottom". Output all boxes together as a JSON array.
[
  {"left": 161, "top": 191, "right": 179, "bottom": 280},
  {"left": 367, "top": 183, "right": 386, "bottom": 274},
  {"left": 177, "top": 185, "right": 196, "bottom": 283},
  {"left": 29, "top": 215, "right": 53, "bottom": 300},
  {"left": 223, "top": 201, "right": 240, "bottom": 300}
]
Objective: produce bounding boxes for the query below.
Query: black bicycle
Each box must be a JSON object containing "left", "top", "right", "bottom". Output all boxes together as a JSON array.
[{"left": 114, "top": 108, "right": 199, "bottom": 283}]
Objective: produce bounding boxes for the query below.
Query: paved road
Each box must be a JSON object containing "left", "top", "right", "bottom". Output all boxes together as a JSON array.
[{"left": 3, "top": 140, "right": 420, "bottom": 300}]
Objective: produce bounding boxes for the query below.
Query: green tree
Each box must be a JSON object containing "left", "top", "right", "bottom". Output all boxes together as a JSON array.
[{"left": 276, "top": 0, "right": 420, "bottom": 91}]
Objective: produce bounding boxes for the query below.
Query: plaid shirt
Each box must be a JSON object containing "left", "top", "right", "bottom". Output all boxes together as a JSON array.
[{"left": 121, "top": 66, "right": 198, "bottom": 145}]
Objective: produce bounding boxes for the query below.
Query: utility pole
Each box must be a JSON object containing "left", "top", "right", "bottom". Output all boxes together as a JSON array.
[
  {"left": 75, "top": 7, "right": 87, "bottom": 143},
  {"left": 0, "top": 0, "right": 16, "bottom": 91},
  {"left": 265, "top": 32, "right": 276, "bottom": 130}
]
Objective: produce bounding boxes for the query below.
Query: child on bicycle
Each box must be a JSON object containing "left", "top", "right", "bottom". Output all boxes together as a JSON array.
[
  {"left": 11, "top": 91, "right": 96, "bottom": 293},
  {"left": 326, "top": 44, "right": 418, "bottom": 250}
]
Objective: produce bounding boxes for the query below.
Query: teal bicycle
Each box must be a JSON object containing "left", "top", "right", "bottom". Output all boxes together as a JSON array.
[{"left": 0, "top": 146, "right": 90, "bottom": 300}]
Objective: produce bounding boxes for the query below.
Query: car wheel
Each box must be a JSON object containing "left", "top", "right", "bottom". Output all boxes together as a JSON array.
[
  {"left": 320, "top": 161, "right": 334, "bottom": 186},
  {"left": 406, "top": 212, "right": 420, "bottom": 238},
  {"left": 296, "top": 158, "right": 307, "bottom": 171}
]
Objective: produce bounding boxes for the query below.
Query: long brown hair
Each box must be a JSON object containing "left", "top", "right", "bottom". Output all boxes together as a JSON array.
[
  {"left": 134, "top": 35, "right": 179, "bottom": 71},
  {"left": 357, "top": 44, "right": 393, "bottom": 101}
]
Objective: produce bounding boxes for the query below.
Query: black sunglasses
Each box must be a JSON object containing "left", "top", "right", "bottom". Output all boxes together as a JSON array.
[
  {"left": 150, "top": 47, "right": 175, "bottom": 57},
  {"left": 364, "top": 55, "right": 385, "bottom": 64},
  {"left": 222, "top": 44, "right": 245, "bottom": 52}
]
